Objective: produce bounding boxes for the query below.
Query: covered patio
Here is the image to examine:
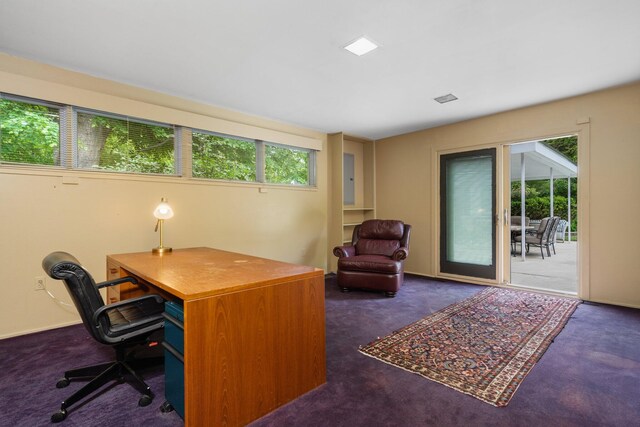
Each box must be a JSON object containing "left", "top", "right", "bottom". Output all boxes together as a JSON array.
[
  {"left": 511, "top": 240, "right": 577, "bottom": 294},
  {"left": 509, "top": 140, "right": 578, "bottom": 293}
]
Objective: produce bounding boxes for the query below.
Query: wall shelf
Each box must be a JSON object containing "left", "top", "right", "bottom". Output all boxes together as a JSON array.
[{"left": 328, "top": 133, "right": 375, "bottom": 271}]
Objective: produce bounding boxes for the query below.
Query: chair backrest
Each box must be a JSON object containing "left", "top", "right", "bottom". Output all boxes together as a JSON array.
[
  {"left": 528, "top": 217, "right": 550, "bottom": 241},
  {"left": 545, "top": 217, "right": 560, "bottom": 243},
  {"left": 352, "top": 219, "right": 411, "bottom": 257},
  {"left": 42, "top": 251, "right": 107, "bottom": 343},
  {"left": 556, "top": 219, "right": 567, "bottom": 233},
  {"left": 511, "top": 216, "right": 530, "bottom": 226}
]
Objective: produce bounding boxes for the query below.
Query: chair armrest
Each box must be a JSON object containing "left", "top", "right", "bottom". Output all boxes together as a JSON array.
[
  {"left": 392, "top": 247, "right": 409, "bottom": 261},
  {"left": 333, "top": 245, "right": 356, "bottom": 258},
  {"left": 92, "top": 294, "right": 165, "bottom": 327},
  {"left": 96, "top": 276, "right": 138, "bottom": 289}
]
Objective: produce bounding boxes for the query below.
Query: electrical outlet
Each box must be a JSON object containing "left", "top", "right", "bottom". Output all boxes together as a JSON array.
[{"left": 35, "top": 276, "right": 46, "bottom": 291}]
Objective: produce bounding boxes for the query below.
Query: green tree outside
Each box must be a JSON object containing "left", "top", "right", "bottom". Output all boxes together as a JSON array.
[
  {"left": 265, "top": 144, "right": 309, "bottom": 185},
  {"left": 0, "top": 98, "right": 60, "bottom": 165},
  {"left": 192, "top": 133, "right": 256, "bottom": 181},
  {"left": 77, "top": 112, "right": 175, "bottom": 174}
]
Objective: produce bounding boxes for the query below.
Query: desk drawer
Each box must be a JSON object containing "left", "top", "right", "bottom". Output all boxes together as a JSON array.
[
  {"left": 165, "top": 300, "right": 184, "bottom": 322},
  {"left": 163, "top": 300, "right": 185, "bottom": 420},
  {"left": 163, "top": 342, "right": 185, "bottom": 420},
  {"left": 163, "top": 301, "right": 184, "bottom": 354}
]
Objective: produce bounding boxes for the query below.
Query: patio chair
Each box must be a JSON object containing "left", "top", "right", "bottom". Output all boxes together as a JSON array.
[
  {"left": 511, "top": 216, "right": 530, "bottom": 227},
  {"left": 513, "top": 217, "right": 555, "bottom": 259},
  {"left": 556, "top": 219, "right": 568, "bottom": 242},
  {"left": 546, "top": 216, "right": 560, "bottom": 255}
]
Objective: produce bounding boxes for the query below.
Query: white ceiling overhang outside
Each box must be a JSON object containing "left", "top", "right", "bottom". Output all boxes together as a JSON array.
[{"left": 510, "top": 141, "right": 577, "bottom": 181}]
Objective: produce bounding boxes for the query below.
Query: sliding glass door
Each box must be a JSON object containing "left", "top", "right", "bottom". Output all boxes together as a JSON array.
[{"left": 440, "top": 148, "right": 496, "bottom": 279}]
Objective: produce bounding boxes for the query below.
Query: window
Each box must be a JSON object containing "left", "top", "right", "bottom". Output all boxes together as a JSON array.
[
  {"left": 0, "top": 94, "right": 62, "bottom": 166},
  {"left": 192, "top": 131, "right": 256, "bottom": 181},
  {"left": 1, "top": 92, "right": 317, "bottom": 188},
  {"left": 192, "top": 130, "right": 316, "bottom": 187},
  {"left": 265, "top": 143, "right": 312, "bottom": 185},
  {"left": 75, "top": 110, "right": 176, "bottom": 175}
]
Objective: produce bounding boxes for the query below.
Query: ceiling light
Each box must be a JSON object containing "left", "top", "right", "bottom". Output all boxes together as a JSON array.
[
  {"left": 344, "top": 37, "right": 378, "bottom": 56},
  {"left": 434, "top": 94, "right": 458, "bottom": 104}
]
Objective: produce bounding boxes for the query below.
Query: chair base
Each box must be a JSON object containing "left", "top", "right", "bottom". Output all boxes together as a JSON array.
[
  {"left": 337, "top": 270, "right": 403, "bottom": 297},
  {"left": 51, "top": 345, "right": 162, "bottom": 423},
  {"left": 340, "top": 286, "right": 396, "bottom": 298}
]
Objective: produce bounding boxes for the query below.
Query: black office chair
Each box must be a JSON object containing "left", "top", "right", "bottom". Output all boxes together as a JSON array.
[{"left": 42, "top": 251, "right": 165, "bottom": 423}]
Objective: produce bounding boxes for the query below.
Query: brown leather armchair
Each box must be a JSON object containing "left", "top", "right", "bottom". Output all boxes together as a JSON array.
[{"left": 333, "top": 219, "right": 411, "bottom": 297}]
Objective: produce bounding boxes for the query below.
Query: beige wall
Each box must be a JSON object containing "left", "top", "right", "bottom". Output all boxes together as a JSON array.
[
  {"left": 0, "top": 54, "right": 328, "bottom": 338},
  {"left": 376, "top": 82, "right": 640, "bottom": 308},
  {"left": 2, "top": 52, "right": 638, "bottom": 338}
]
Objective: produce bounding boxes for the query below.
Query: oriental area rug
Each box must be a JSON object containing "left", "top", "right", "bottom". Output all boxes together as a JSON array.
[{"left": 359, "top": 287, "right": 580, "bottom": 407}]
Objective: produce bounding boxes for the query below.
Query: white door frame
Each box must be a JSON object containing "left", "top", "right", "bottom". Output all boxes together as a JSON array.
[{"left": 499, "top": 123, "right": 590, "bottom": 300}]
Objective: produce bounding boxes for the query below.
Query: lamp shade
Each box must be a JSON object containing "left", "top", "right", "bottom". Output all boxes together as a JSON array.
[{"left": 153, "top": 198, "right": 174, "bottom": 220}]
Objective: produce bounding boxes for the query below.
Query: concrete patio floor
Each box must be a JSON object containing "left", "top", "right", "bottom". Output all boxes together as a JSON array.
[{"left": 510, "top": 240, "right": 577, "bottom": 294}]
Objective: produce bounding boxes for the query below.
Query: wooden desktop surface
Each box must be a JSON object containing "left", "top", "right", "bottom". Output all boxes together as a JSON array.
[
  {"left": 106, "top": 247, "right": 326, "bottom": 426},
  {"left": 107, "top": 246, "right": 321, "bottom": 300}
]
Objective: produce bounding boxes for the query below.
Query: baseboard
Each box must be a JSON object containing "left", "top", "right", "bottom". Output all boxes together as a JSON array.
[
  {"left": 582, "top": 297, "right": 640, "bottom": 310},
  {"left": 0, "top": 319, "right": 82, "bottom": 340}
]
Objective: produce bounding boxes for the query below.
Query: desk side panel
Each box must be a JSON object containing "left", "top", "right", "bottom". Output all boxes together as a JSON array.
[{"left": 183, "top": 273, "right": 326, "bottom": 426}]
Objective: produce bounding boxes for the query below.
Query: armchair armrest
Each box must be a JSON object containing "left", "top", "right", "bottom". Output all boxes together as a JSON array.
[
  {"left": 333, "top": 245, "right": 356, "bottom": 258},
  {"left": 92, "top": 294, "right": 165, "bottom": 327},
  {"left": 392, "top": 247, "right": 409, "bottom": 261},
  {"left": 96, "top": 276, "right": 138, "bottom": 289}
]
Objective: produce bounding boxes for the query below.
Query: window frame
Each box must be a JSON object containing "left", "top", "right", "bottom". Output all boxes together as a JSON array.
[
  {"left": 0, "top": 93, "right": 318, "bottom": 189},
  {"left": 72, "top": 107, "right": 180, "bottom": 176},
  {"left": 191, "top": 128, "right": 258, "bottom": 182},
  {"left": 263, "top": 141, "right": 316, "bottom": 187},
  {"left": 191, "top": 129, "right": 317, "bottom": 188},
  {"left": 0, "top": 93, "right": 67, "bottom": 168}
]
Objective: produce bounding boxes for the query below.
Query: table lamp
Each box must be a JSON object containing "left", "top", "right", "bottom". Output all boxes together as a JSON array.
[{"left": 152, "top": 197, "right": 174, "bottom": 254}]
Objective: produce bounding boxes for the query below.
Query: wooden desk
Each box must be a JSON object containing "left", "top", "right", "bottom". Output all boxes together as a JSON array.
[{"left": 106, "top": 247, "right": 326, "bottom": 426}]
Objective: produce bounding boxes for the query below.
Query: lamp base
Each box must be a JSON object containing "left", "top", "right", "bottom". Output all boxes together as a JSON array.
[{"left": 152, "top": 246, "right": 173, "bottom": 254}]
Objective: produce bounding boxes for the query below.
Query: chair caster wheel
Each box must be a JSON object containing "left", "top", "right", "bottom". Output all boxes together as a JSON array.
[
  {"left": 340, "top": 287, "right": 350, "bottom": 293},
  {"left": 139, "top": 394, "right": 153, "bottom": 407},
  {"left": 160, "top": 400, "right": 175, "bottom": 413},
  {"left": 56, "top": 378, "right": 70, "bottom": 388},
  {"left": 51, "top": 409, "right": 67, "bottom": 423}
]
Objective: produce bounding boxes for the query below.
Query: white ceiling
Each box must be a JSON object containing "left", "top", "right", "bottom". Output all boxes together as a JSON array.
[{"left": 1, "top": 0, "right": 639, "bottom": 140}]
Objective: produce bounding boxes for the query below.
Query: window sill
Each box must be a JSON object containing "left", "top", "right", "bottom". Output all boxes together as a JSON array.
[{"left": 0, "top": 164, "right": 318, "bottom": 191}]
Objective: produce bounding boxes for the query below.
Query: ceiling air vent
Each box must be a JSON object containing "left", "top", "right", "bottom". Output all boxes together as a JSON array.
[{"left": 434, "top": 93, "right": 458, "bottom": 104}]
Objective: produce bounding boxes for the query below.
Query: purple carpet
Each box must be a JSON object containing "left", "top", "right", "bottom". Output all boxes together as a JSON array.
[{"left": 1, "top": 274, "right": 639, "bottom": 426}]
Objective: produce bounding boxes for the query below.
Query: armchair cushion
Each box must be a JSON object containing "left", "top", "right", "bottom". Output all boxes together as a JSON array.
[
  {"left": 338, "top": 255, "right": 402, "bottom": 275},
  {"left": 358, "top": 219, "right": 404, "bottom": 240},
  {"left": 355, "top": 239, "right": 400, "bottom": 257},
  {"left": 355, "top": 219, "right": 405, "bottom": 256}
]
